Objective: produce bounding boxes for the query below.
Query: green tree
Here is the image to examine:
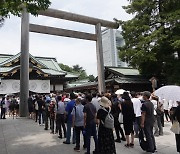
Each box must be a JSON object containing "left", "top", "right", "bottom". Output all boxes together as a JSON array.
[
  {"left": 0, "top": 16, "right": 4, "bottom": 27},
  {"left": 119, "top": 0, "right": 180, "bottom": 85},
  {"left": 88, "top": 75, "right": 95, "bottom": 82},
  {"left": 72, "top": 64, "right": 83, "bottom": 72},
  {"left": 59, "top": 63, "right": 89, "bottom": 80},
  {"left": 59, "top": 63, "right": 73, "bottom": 73},
  {"left": 0, "top": 0, "right": 51, "bottom": 19}
]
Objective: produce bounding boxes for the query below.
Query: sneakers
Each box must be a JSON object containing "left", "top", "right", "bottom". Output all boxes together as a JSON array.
[{"left": 74, "top": 147, "right": 80, "bottom": 152}]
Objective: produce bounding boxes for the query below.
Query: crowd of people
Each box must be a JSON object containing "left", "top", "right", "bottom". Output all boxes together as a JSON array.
[{"left": 0, "top": 91, "right": 180, "bottom": 154}]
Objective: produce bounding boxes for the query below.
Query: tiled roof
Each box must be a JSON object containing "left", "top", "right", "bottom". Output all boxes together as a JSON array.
[
  {"left": 107, "top": 66, "right": 140, "bottom": 76},
  {"left": 0, "top": 53, "right": 77, "bottom": 77}
]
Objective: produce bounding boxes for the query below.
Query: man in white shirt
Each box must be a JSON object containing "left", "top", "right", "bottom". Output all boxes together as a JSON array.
[
  {"left": 162, "top": 98, "right": 170, "bottom": 122},
  {"left": 91, "top": 93, "right": 100, "bottom": 112},
  {"left": 151, "top": 96, "right": 163, "bottom": 136},
  {"left": 131, "top": 91, "right": 142, "bottom": 138}
]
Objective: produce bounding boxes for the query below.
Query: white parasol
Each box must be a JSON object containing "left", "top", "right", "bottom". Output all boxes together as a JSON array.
[
  {"left": 154, "top": 85, "right": 180, "bottom": 102},
  {"left": 115, "top": 89, "right": 125, "bottom": 95}
]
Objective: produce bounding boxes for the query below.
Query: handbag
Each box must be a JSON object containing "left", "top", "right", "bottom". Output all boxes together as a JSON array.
[
  {"left": 170, "top": 120, "right": 180, "bottom": 134},
  {"left": 118, "top": 112, "right": 123, "bottom": 124}
]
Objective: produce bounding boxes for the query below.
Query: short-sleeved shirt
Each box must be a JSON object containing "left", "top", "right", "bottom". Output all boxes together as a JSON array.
[
  {"left": 56, "top": 101, "right": 65, "bottom": 114},
  {"left": 71, "top": 104, "right": 84, "bottom": 126},
  {"left": 141, "top": 100, "right": 155, "bottom": 127},
  {"left": 65, "top": 100, "right": 75, "bottom": 122},
  {"left": 83, "top": 102, "right": 96, "bottom": 126}
]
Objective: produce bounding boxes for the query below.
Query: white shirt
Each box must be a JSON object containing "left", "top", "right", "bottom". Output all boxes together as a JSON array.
[
  {"left": 91, "top": 97, "right": 100, "bottom": 112},
  {"left": 151, "top": 100, "right": 158, "bottom": 115},
  {"left": 162, "top": 99, "right": 169, "bottom": 110},
  {"left": 168, "top": 100, "right": 178, "bottom": 110},
  {"left": 131, "top": 98, "right": 142, "bottom": 117}
]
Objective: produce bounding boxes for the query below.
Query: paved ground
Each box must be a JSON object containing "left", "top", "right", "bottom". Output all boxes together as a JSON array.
[{"left": 0, "top": 117, "right": 178, "bottom": 154}]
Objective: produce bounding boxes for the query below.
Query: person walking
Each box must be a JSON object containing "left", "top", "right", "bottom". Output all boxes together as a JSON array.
[
  {"left": 151, "top": 96, "right": 163, "bottom": 136},
  {"left": 131, "top": 91, "right": 142, "bottom": 138},
  {"left": 49, "top": 99, "right": 56, "bottom": 134},
  {"left": 28, "top": 95, "right": 34, "bottom": 119},
  {"left": 162, "top": 98, "right": 170, "bottom": 122},
  {"left": 111, "top": 94, "right": 126, "bottom": 143},
  {"left": 121, "top": 92, "right": 135, "bottom": 148},
  {"left": 34, "top": 95, "right": 39, "bottom": 123},
  {"left": 141, "top": 91, "right": 156, "bottom": 153},
  {"left": 1, "top": 97, "right": 6, "bottom": 119},
  {"left": 83, "top": 95, "right": 98, "bottom": 154},
  {"left": 72, "top": 98, "right": 86, "bottom": 152},
  {"left": 37, "top": 95, "right": 45, "bottom": 126},
  {"left": 56, "top": 95, "right": 66, "bottom": 139},
  {"left": 44, "top": 96, "right": 50, "bottom": 130},
  {"left": 97, "top": 96, "right": 116, "bottom": 154},
  {"left": 63, "top": 93, "right": 76, "bottom": 144}
]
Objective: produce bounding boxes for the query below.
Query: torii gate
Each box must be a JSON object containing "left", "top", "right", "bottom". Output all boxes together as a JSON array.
[{"left": 20, "top": 8, "right": 119, "bottom": 117}]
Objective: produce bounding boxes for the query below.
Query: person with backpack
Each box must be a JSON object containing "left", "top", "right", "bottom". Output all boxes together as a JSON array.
[
  {"left": 63, "top": 93, "right": 76, "bottom": 144},
  {"left": 97, "top": 96, "right": 116, "bottom": 154},
  {"left": 44, "top": 95, "right": 50, "bottom": 130},
  {"left": 72, "top": 98, "right": 86, "bottom": 152}
]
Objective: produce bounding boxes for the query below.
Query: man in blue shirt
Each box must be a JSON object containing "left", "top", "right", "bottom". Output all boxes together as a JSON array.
[{"left": 63, "top": 93, "right": 76, "bottom": 144}]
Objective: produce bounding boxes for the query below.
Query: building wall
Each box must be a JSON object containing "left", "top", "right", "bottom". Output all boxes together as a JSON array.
[{"left": 102, "top": 29, "right": 128, "bottom": 67}]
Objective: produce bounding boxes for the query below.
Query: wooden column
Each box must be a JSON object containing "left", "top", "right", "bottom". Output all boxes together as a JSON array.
[
  {"left": 20, "top": 8, "right": 29, "bottom": 117},
  {"left": 95, "top": 23, "right": 106, "bottom": 94}
]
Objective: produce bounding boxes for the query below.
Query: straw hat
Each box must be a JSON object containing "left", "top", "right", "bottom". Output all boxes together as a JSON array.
[{"left": 100, "top": 96, "right": 111, "bottom": 108}]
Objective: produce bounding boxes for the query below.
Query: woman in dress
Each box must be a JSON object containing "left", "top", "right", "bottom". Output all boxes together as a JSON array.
[
  {"left": 96, "top": 96, "right": 116, "bottom": 154},
  {"left": 120, "top": 92, "right": 135, "bottom": 148}
]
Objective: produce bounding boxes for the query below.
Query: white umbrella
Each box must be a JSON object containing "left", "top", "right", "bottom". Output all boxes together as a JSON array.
[
  {"left": 115, "top": 89, "right": 125, "bottom": 95},
  {"left": 154, "top": 85, "right": 180, "bottom": 102}
]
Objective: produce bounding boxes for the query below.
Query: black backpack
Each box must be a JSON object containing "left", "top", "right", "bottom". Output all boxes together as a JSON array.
[{"left": 139, "top": 128, "right": 148, "bottom": 151}]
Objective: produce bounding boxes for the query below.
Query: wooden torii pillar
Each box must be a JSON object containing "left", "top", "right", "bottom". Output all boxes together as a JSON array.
[{"left": 20, "top": 8, "right": 119, "bottom": 117}]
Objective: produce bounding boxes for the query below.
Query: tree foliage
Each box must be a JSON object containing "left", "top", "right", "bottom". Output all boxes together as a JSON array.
[
  {"left": 119, "top": 0, "right": 180, "bottom": 85},
  {"left": 59, "top": 63, "right": 95, "bottom": 81},
  {"left": 0, "top": 0, "right": 51, "bottom": 18}
]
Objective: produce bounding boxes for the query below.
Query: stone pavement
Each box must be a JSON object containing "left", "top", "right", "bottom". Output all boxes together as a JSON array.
[{"left": 0, "top": 117, "right": 178, "bottom": 154}]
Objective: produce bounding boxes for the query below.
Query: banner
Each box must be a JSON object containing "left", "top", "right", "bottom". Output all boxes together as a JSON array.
[{"left": 0, "top": 80, "right": 50, "bottom": 94}]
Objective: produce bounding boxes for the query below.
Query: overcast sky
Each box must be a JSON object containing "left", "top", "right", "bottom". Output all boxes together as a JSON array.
[{"left": 0, "top": 0, "right": 132, "bottom": 76}]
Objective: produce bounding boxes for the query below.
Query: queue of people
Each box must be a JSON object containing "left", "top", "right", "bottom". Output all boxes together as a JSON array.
[{"left": 0, "top": 91, "right": 179, "bottom": 154}]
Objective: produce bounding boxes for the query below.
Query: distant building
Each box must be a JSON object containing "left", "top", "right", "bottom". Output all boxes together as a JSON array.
[
  {"left": 65, "top": 66, "right": 151, "bottom": 93},
  {"left": 102, "top": 29, "right": 128, "bottom": 67},
  {"left": 0, "top": 53, "right": 78, "bottom": 94}
]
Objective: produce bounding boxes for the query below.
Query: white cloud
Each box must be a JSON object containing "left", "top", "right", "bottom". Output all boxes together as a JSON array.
[{"left": 0, "top": 0, "right": 132, "bottom": 76}]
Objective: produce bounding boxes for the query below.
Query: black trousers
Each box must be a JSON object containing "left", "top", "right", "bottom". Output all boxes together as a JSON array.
[
  {"left": 56, "top": 114, "right": 66, "bottom": 137},
  {"left": 144, "top": 125, "right": 156, "bottom": 152},
  {"left": 50, "top": 117, "right": 55, "bottom": 133},
  {"left": 114, "top": 122, "right": 125, "bottom": 140},
  {"left": 164, "top": 110, "right": 170, "bottom": 121},
  {"left": 75, "top": 126, "right": 86, "bottom": 148},
  {"left": 35, "top": 110, "right": 38, "bottom": 122},
  {"left": 44, "top": 112, "right": 50, "bottom": 129},
  {"left": 1, "top": 108, "right": 6, "bottom": 119},
  {"left": 176, "top": 134, "right": 180, "bottom": 152}
]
